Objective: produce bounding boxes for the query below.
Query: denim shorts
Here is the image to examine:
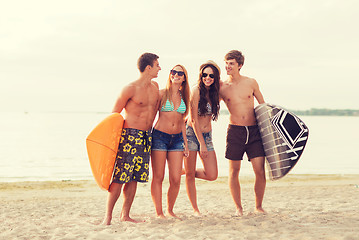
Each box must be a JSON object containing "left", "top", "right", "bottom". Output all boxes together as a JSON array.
[
  {"left": 151, "top": 129, "right": 184, "bottom": 151},
  {"left": 186, "top": 125, "right": 214, "bottom": 152}
]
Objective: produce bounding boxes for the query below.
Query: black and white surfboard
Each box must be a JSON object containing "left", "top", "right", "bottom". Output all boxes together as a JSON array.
[{"left": 255, "top": 103, "right": 309, "bottom": 180}]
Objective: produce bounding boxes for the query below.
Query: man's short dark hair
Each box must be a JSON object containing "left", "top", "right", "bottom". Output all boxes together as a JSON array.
[
  {"left": 225, "top": 50, "right": 245, "bottom": 66},
  {"left": 137, "top": 53, "right": 159, "bottom": 73}
]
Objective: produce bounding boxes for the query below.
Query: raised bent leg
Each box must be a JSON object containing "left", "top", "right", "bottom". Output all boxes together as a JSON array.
[{"left": 196, "top": 150, "right": 218, "bottom": 181}]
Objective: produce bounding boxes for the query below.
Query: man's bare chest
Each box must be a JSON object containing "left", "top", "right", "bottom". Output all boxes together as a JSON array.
[
  {"left": 222, "top": 84, "right": 253, "bottom": 102},
  {"left": 132, "top": 90, "right": 158, "bottom": 107}
]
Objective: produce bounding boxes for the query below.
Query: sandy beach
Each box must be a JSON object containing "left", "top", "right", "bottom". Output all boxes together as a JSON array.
[{"left": 1, "top": 174, "right": 358, "bottom": 240}]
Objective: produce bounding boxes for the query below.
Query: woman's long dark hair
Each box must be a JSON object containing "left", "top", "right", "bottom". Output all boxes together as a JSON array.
[{"left": 198, "top": 63, "right": 220, "bottom": 121}]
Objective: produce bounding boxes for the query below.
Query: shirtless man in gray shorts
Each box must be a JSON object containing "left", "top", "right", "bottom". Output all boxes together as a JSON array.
[
  {"left": 219, "top": 50, "right": 266, "bottom": 216},
  {"left": 102, "top": 53, "right": 161, "bottom": 225}
]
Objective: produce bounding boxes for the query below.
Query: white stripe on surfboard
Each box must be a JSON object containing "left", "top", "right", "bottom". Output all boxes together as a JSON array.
[
  {"left": 254, "top": 104, "right": 270, "bottom": 113},
  {"left": 272, "top": 166, "right": 292, "bottom": 171},
  {"left": 261, "top": 131, "right": 280, "bottom": 138},
  {"left": 264, "top": 142, "right": 287, "bottom": 148},
  {"left": 260, "top": 124, "right": 308, "bottom": 140},
  {"left": 263, "top": 136, "right": 308, "bottom": 147},
  {"left": 267, "top": 156, "right": 298, "bottom": 164},
  {"left": 257, "top": 117, "right": 275, "bottom": 125},
  {"left": 266, "top": 146, "right": 304, "bottom": 157},
  {"left": 262, "top": 137, "right": 283, "bottom": 145},
  {"left": 259, "top": 120, "right": 309, "bottom": 136},
  {"left": 256, "top": 106, "right": 282, "bottom": 118},
  {"left": 270, "top": 165, "right": 291, "bottom": 172}
]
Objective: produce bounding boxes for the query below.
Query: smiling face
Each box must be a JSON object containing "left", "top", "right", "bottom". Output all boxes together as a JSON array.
[
  {"left": 170, "top": 65, "right": 185, "bottom": 84},
  {"left": 225, "top": 59, "right": 242, "bottom": 76},
  {"left": 202, "top": 67, "right": 215, "bottom": 88},
  {"left": 149, "top": 59, "right": 161, "bottom": 78}
]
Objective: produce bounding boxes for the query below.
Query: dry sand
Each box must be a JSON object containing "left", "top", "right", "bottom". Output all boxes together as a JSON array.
[{"left": 1, "top": 174, "right": 359, "bottom": 240}]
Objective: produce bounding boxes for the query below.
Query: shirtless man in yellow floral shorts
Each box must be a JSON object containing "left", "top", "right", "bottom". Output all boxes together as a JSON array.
[{"left": 102, "top": 53, "right": 161, "bottom": 225}]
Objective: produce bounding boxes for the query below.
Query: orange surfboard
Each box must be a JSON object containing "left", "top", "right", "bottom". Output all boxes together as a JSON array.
[{"left": 86, "top": 113, "right": 124, "bottom": 190}]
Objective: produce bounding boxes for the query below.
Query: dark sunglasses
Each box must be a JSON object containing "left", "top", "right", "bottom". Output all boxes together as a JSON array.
[
  {"left": 170, "top": 70, "right": 185, "bottom": 76},
  {"left": 202, "top": 73, "right": 215, "bottom": 78}
]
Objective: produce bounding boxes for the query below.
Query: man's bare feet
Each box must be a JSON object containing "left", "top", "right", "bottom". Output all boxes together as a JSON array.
[
  {"left": 235, "top": 208, "right": 243, "bottom": 216},
  {"left": 120, "top": 216, "right": 144, "bottom": 223},
  {"left": 193, "top": 210, "right": 201, "bottom": 216},
  {"left": 156, "top": 214, "right": 167, "bottom": 219},
  {"left": 167, "top": 211, "right": 182, "bottom": 220},
  {"left": 255, "top": 207, "right": 266, "bottom": 214},
  {"left": 101, "top": 217, "right": 112, "bottom": 225}
]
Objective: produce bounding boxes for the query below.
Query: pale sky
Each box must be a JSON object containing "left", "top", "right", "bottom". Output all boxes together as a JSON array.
[{"left": 1, "top": 0, "right": 358, "bottom": 112}]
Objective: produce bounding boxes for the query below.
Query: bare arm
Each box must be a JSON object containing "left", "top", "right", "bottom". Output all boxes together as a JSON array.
[
  {"left": 219, "top": 80, "right": 225, "bottom": 102},
  {"left": 253, "top": 79, "right": 265, "bottom": 104},
  {"left": 181, "top": 117, "right": 189, "bottom": 157},
  {"left": 190, "top": 88, "right": 208, "bottom": 157},
  {"left": 112, "top": 85, "right": 135, "bottom": 113}
]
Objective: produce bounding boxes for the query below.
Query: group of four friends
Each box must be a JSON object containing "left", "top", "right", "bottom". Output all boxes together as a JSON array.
[{"left": 102, "top": 50, "right": 266, "bottom": 225}]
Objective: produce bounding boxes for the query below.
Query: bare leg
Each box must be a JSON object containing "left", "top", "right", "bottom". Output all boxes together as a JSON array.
[
  {"left": 228, "top": 160, "right": 243, "bottom": 216},
  {"left": 184, "top": 151, "right": 200, "bottom": 214},
  {"left": 196, "top": 150, "right": 218, "bottom": 181},
  {"left": 150, "top": 150, "right": 167, "bottom": 218},
  {"left": 167, "top": 151, "right": 184, "bottom": 219},
  {"left": 102, "top": 182, "right": 123, "bottom": 225},
  {"left": 251, "top": 156, "right": 266, "bottom": 213},
  {"left": 120, "top": 181, "right": 140, "bottom": 222}
]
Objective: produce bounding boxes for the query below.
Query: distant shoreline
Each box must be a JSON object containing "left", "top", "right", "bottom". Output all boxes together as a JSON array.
[
  {"left": 220, "top": 108, "right": 359, "bottom": 116},
  {"left": 289, "top": 108, "right": 359, "bottom": 116}
]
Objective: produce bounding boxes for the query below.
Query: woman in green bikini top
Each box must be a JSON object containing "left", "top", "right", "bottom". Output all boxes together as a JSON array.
[
  {"left": 151, "top": 64, "right": 190, "bottom": 219},
  {"left": 160, "top": 94, "right": 187, "bottom": 114}
]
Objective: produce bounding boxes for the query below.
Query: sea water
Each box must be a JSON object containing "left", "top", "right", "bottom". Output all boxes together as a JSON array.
[{"left": 0, "top": 112, "right": 358, "bottom": 182}]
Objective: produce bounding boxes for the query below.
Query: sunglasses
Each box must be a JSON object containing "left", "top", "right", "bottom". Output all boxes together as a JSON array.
[
  {"left": 170, "top": 70, "right": 185, "bottom": 76},
  {"left": 202, "top": 73, "right": 215, "bottom": 78}
]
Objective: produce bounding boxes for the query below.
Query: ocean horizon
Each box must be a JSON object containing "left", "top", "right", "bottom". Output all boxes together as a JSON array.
[{"left": 0, "top": 112, "right": 358, "bottom": 182}]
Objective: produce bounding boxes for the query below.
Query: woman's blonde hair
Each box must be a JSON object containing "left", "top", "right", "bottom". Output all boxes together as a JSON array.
[{"left": 160, "top": 64, "right": 190, "bottom": 116}]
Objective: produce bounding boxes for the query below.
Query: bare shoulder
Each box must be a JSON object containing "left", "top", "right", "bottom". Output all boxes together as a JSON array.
[
  {"left": 191, "top": 85, "right": 199, "bottom": 96},
  {"left": 220, "top": 80, "right": 231, "bottom": 89},
  {"left": 220, "top": 79, "right": 231, "bottom": 93},
  {"left": 151, "top": 80, "right": 159, "bottom": 90},
  {"left": 190, "top": 86, "right": 200, "bottom": 102},
  {"left": 159, "top": 88, "right": 166, "bottom": 98},
  {"left": 221, "top": 79, "right": 230, "bottom": 85},
  {"left": 120, "top": 82, "right": 137, "bottom": 97},
  {"left": 242, "top": 76, "right": 259, "bottom": 88},
  {"left": 246, "top": 76, "right": 258, "bottom": 84}
]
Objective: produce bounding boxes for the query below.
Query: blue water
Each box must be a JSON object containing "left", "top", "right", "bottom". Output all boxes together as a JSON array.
[{"left": 0, "top": 112, "right": 358, "bottom": 182}]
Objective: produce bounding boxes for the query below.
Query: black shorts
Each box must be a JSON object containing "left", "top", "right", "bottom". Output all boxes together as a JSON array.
[{"left": 225, "top": 124, "right": 265, "bottom": 161}]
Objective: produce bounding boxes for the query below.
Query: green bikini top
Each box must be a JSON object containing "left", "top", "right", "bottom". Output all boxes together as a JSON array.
[{"left": 160, "top": 97, "right": 186, "bottom": 114}]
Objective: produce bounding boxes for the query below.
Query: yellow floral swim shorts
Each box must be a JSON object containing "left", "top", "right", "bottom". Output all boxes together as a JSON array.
[{"left": 112, "top": 128, "right": 152, "bottom": 184}]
